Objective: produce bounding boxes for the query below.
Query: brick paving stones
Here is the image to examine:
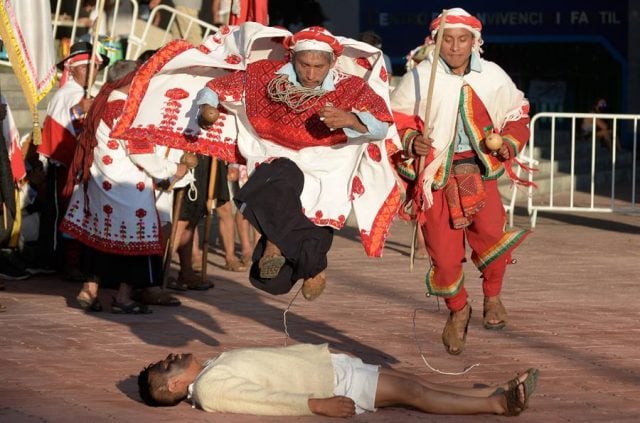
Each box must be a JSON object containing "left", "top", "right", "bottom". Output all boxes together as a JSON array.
[{"left": 1, "top": 209, "right": 639, "bottom": 422}]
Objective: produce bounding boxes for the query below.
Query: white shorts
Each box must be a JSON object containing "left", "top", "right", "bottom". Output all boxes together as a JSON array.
[{"left": 330, "top": 353, "right": 380, "bottom": 414}]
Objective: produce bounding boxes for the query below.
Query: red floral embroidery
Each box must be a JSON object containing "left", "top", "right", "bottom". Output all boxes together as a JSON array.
[
  {"left": 315, "top": 210, "right": 323, "bottom": 219},
  {"left": 379, "top": 66, "right": 388, "bottom": 83},
  {"left": 102, "top": 181, "right": 112, "bottom": 191},
  {"left": 165, "top": 88, "right": 189, "bottom": 100},
  {"left": 367, "top": 144, "right": 382, "bottom": 162},
  {"left": 107, "top": 140, "right": 119, "bottom": 150},
  {"left": 220, "top": 25, "right": 231, "bottom": 35},
  {"left": 351, "top": 176, "right": 365, "bottom": 199},
  {"left": 135, "top": 208, "right": 147, "bottom": 218},
  {"left": 136, "top": 182, "right": 145, "bottom": 191},
  {"left": 356, "top": 57, "right": 372, "bottom": 70},
  {"left": 103, "top": 204, "right": 113, "bottom": 214},
  {"left": 385, "top": 138, "right": 399, "bottom": 156},
  {"left": 225, "top": 54, "right": 242, "bottom": 65},
  {"left": 102, "top": 155, "right": 113, "bottom": 165}
]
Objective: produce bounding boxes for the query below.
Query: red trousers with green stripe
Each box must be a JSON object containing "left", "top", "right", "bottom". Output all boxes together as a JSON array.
[{"left": 421, "top": 179, "right": 529, "bottom": 312}]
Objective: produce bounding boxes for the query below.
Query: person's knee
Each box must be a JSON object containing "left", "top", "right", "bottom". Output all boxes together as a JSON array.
[
  {"left": 375, "top": 373, "right": 423, "bottom": 407},
  {"left": 216, "top": 202, "right": 232, "bottom": 220}
]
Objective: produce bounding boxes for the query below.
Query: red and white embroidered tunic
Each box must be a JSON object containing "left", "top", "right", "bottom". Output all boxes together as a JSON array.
[
  {"left": 60, "top": 91, "right": 164, "bottom": 256},
  {"left": 205, "top": 59, "right": 401, "bottom": 256},
  {"left": 38, "top": 80, "right": 85, "bottom": 169}
]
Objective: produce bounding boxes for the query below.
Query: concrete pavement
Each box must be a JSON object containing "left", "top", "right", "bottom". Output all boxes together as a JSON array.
[{"left": 1, "top": 209, "right": 639, "bottom": 422}]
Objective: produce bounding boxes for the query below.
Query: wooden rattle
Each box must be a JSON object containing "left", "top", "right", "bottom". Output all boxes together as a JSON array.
[
  {"left": 485, "top": 132, "right": 503, "bottom": 151},
  {"left": 198, "top": 104, "right": 220, "bottom": 128}
]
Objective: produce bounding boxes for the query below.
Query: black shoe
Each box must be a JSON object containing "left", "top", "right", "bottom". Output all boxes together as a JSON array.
[
  {"left": 25, "top": 265, "right": 57, "bottom": 275},
  {"left": 0, "top": 251, "right": 30, "bottom": 281}
]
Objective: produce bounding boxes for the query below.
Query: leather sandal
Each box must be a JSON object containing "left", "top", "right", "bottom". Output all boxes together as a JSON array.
[
  {"left": 483, "top": 297, "right": 508, "bottom": 330},
  {"left": 442, "top": 304, "right": 472, "bottom": 355},
  {"left": 111, "top": 300, "right": 152, "bottom": 314},
  {"left": 301, "top": 271, "right": 326, "bottom": 301},
  {"left": 135, "top": 289, "right": 181, "bottom": 306},
  {"left": 76, "top": 290, "right": 103, "bottom": 312},
  {"left": 502, "top": 368, "right": 539, "bottom": 416},
  {"left": 258, "top": 254, "right": 285, "bottom": 279},
  {"left": 177, "top": 273, "right": 214, "bottom": 291},
  {"left": 223, "top": 258, "right": 248, "bottom": 272}
]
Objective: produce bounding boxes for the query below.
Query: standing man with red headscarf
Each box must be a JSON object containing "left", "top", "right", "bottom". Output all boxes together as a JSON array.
[
  {"left": 391, "top": 8, "right": 532, "bottom": 355},
  {"left": 37, "top": 42, "right": 108, "bottom": 279},
  {"left": 196, "top": 25, "right": 399, "bottom": 301}
]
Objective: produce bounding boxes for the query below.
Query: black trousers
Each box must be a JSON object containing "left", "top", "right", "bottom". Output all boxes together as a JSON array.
[{"left": 234, "top": 158, "right": 333, "bottom": 295}]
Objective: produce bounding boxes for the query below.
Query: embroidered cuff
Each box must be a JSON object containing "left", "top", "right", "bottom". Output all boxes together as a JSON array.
[
  {"left": 402, "top": 129, "right": 421, "bottom": 158},
  {"left": 196, "top": 87, "right": 219, "bottom": 107},
  {"left": 342, "top": 110, "right": 389, "bottom": 139}
]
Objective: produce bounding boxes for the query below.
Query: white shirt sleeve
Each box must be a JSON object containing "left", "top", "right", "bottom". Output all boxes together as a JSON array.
[{"left": 129, "top": 153, "right": 178, "bottom": 180}]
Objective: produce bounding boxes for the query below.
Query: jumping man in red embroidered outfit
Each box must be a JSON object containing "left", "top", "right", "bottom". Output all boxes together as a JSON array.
[
  {"left": 391, "top": 8, "right": 533, "bottom": 354},
  {"left": 196, "top": 26, "right": 400, "bottom": 300}
]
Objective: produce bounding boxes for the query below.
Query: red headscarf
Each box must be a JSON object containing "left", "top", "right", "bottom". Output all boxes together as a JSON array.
[
  {"left": 283, "top": 26, "right": 343, "bottom": 57},
  {"left": 428, "top": 8, "right": 483, "bottom": 51}
]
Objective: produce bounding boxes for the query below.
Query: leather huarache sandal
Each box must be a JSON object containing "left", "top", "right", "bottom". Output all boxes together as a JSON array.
[
  {"left": 134, "top": 289, "right": 181, "bottom": 306},
  {"left": 258, "top": 254, "right": 285, "bottom": 279},
  {"left": 111, "top": 300, "right": 152, "bottom": 314},
  {"left": 483, "top": 297, "right": 508, "bottom": 330},
  {"left": 301, "top": 271, "right": 326, "bottom": 301},
  {"left": 502, "top": 368, "right": 539, "bottom": 416},
  {"left": 76, "top": 290, "right": 103, "bottom": 312},
  {"left": 241, "top": 255, "right": 252, "bottom": 267},
  {"left": 223, "top": 258, "right": 248, "bottom": 272},
  {"left": 442, "top": 304, "right": 472, "bottom": 355},
  {"left": 176, "top": 272, "right": 214, "bottom": 291}
]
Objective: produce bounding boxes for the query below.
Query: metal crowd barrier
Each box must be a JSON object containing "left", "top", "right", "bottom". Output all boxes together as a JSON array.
[{"left": 520, "top": 112, "right": 639, "bottom": 228}]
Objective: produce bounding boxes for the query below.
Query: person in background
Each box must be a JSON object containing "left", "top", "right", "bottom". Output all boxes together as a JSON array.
[
  {"left": 37, "top": 41, "right": 108, "bottom": 281},
  {"left": 359, "top": 30, "right": 393, "bottom": 76},
  {"left": 60, "top": 60, "right": 186, "bottom": 313},
  {"left": 581, "top": 97, "right": 619, "bottom": 152}
]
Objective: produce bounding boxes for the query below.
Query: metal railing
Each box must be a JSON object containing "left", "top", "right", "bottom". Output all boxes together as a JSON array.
[
  {"left": 2, "top": 0, "right": 217, "bottom": 79},
  {"left": 522, "top": 112, "right": 639, "bottom": 227}
]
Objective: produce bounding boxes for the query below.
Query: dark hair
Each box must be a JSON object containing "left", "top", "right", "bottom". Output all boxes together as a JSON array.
[
  {"left": 359, "top": 30, "right": 382, "bottom": 48},
  {"left": 137, "top": 364, "right": 185, "bottom": 407},
  {"left": 137, "top": 49, "right": 158, "bottom": 65},
  {"left": 106, "top": 60, "right": 138, "bottom": 82}
]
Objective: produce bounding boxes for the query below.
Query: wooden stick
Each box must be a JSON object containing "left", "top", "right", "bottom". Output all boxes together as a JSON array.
[
  {"left": 85, "top": 0, "right": 106, "bottom": 98},
  {"left": 201, "top": 158, "right": 219, "bottom": 283},
  {"left": 162, "top": 188, "right": 184, "bottom": 289},
  {"left": 411, "top": 8, "right": 448, "bottom": 271}
]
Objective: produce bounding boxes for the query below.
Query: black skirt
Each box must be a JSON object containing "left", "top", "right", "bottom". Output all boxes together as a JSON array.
[{"left": 81, "top": 246, "right": 162, "bottom": 290}]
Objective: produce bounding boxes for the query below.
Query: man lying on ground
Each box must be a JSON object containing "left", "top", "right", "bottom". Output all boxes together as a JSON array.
[{"left": 138, "top": 343, "right": 538, "bottom": 417}]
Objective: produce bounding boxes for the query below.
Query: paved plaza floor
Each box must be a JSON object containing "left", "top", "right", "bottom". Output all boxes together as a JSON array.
[{"left": 1, "top": 209, "right": 639, "bottom": 422}]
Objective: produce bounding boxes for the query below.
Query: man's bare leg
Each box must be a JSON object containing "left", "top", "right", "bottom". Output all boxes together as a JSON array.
[
  {"left": 235, "top": 210, "right": 257, "bottom": 265},
  {"left": 216, "top": 201, "right": 245, "bottom": 271},
  {"left": 374, "top": 369, "right": 535, "bottom": 415}
]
